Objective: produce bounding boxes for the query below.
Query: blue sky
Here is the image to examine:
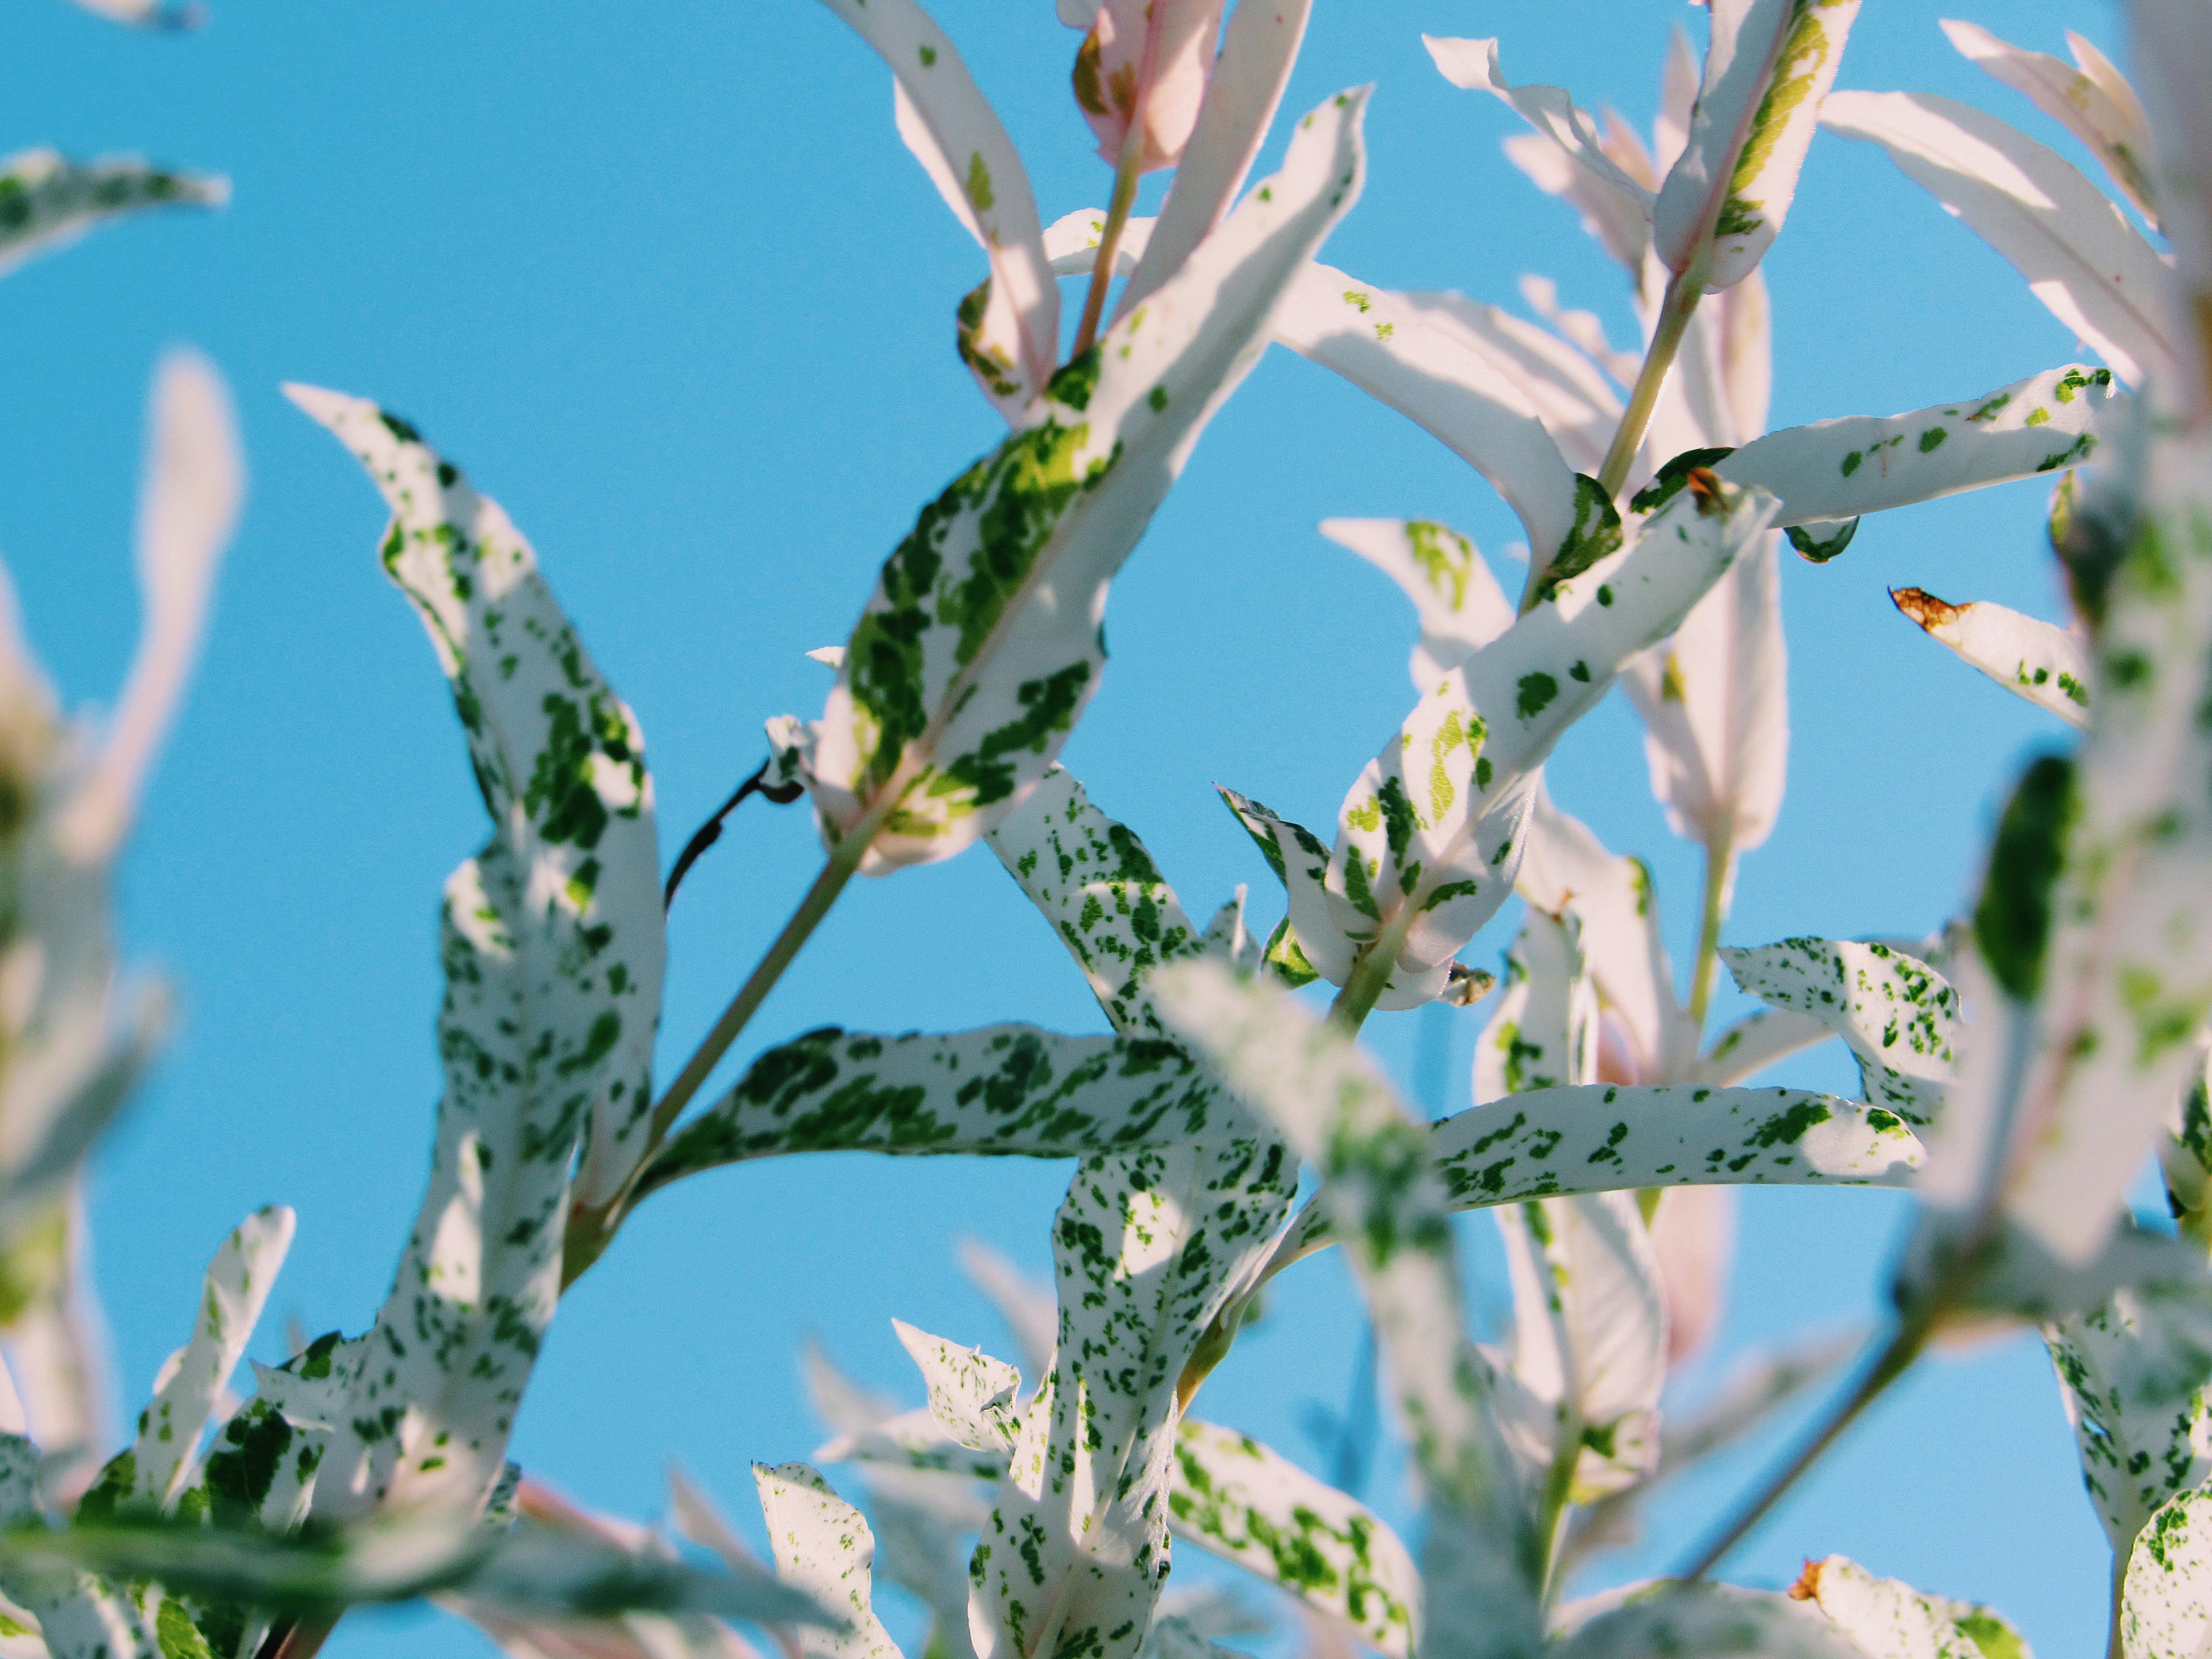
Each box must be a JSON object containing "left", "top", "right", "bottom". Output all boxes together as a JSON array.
[{"left": 3, "top": 0, "right": 2129, "bottom": 1652}]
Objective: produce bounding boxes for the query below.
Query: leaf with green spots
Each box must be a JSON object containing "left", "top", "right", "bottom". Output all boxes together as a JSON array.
[
  {"left": 1791, "top": 1556, "right": 2007, "bottom": 1659},
  {"left": 1717, "top": 364, "right": 2119, "bottom": 530},
  {"left": 1823, "top": 91, "right": 2171, "bottom": 386},
  {"left": 1722, "top": 939, "right": 1957, "bottom": 1126},
  {"left": 1149, "top": 960, "right": 1543, "bottom": 1659},
  {"left": 891, "top": 1320, "right": 1021, "bottom": 1453},
  {"left": 1555, "top": 1581, "right": 1867, "bottom": 1659},
  {"left": 970, "top": 1132, "right": 1294, "bottom": 1659},
  {"left": 112, "top": 1208, "right": 295, "bottom": 1515},
  {"left": 832, "top": 0, "right": 1057, "bottom": 420},
  {"left": 2124, "top": 1484, "right": 2212, "bottom": 1659},
  {"left": 287, "top": 389, "right": 666, "bottom": 1519},
  {"left": 634, "top": 1024, "right": 1251, "bottom": 1207},
  {"left": 1272, "top": 263, "right": 1586, "bottom": 579},
  {"left": 1653, "top": 0, "right": 1864, "bottom": 292},
  {"left": 778, "top": 89, "right": 1369, "bottom": 875},
  {"left": 1891, "top": 588, "right": 2090, "bottom": 729},
  {"left": 985, "top": 765, "right": 1210, "bottom": 1038},
  {"left": 1166, "top": 1418, "right": 1419, "bottom": 1658},
  {"left": 1941, "top": 20, "right": 2158, "bottom": 227},
  {"left": 2044, "top": 1279, "right": 2212, "bottom": 1560},
  {"left": 755, "top": 1463, "right": 904, "bottom": 1659},
  {"left": 0, "top": 150, "right": 226, "bottom": 284},
  {"left": 1322, "top": 518, "right": 1516, "bottom": 692}
]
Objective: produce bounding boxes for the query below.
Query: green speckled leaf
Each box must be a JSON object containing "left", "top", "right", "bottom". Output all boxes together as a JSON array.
[
  {"left": 1891, "top": 589, "right": 2090, "bottom": 729},
  {"left": 831, "top": 0, "right": 1057, "bottom": 420},
  {"left": 1167, "top": 1418, "right": 1419, "bottom": 1658},
  {"left": 755, "top": 1463, "right": 903, "bottom": 1659},
  {"left": 2044, "top": 1280, "right": 2212, "bottom": 1558},
  {"left": 1273, "top": 264, "right": 1583, "bottom": 575},
  {"left": 1150, "top": 960, "right": 1542, "bottom": 1659},
  {"left": 2126, "top": 1485, "right": 2212, "bottom": 1659},
  {"left": 1722, "top": 939, "right": 1956, "bottom": 1126},
  {"left": 1822, "top": 92, "right": 2171, "bottom": 385},
  {"left": 1791, "top": 1557, "right": 2000, "bottom": 1659},
  {"left": 972, "top": 1133, "right": 1294, "bottom": 1659},
  {"left": 635, "top": 1024, "right": 1248, "bottom": 1206},
  {"left": 781, "top": 91, "right": 1368, "bottom": 874},
  {"left": 1940, "top": 20, "right": 2157, "bottom": 226},
  {"left": 891, "top": 1321, "right": 1021, "bottom": 1453},
  {"left": 0, "top": 151, "right": 225, "bottom": 283},
  {"left": 1718, "top": 365, "right": 2119, "bottom": 531},
  {"left": 1322, "top": 518, "right": 1516, "bottom": 693},
  {"left": 287, "top": 388, "right": 665, "bottom": 1519},
  {"left": 1556, "top": 1580, "right": 1866, "bottom": 1659},
  {"left": 1654, "top": 0, "right": 1863, "bottom": 292}
]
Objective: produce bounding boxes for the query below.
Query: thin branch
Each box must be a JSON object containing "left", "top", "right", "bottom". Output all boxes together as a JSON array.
[{"left": 662, "top": 758, "right": 804, "bottom": 909}]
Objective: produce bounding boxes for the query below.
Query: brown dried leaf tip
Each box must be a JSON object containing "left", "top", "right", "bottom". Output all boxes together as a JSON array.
[
  {"left": 1788, "top": 1558, "right": 1826, "bottom": 1601},
  {"left": 1889, "top": 587, "right": 1963, "bottom": 631},
  {"left": 1686, "top": 467, "right": 1725, "bottom": 516}
]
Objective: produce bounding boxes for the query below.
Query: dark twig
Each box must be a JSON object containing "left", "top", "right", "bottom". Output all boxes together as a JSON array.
[{"left": 662, "top": 759, "right": 804, "bottom": 909}]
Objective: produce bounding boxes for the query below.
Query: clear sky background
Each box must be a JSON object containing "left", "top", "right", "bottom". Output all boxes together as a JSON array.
[{"left": 2, "top": 0, "right": 2136, "bottom": 1653}]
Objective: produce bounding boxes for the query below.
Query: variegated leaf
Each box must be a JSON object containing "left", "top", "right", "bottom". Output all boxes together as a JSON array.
[
  {"left": 2163, "top": 1052, "right": 2212, "bottom": 1256},
  {"left": 779, "top": 90, "right": 1367, "bottom": 874},
  {"left": 1940, "top": 19, "right": 2157, "bottom": 226},
  {"left": 1149, "top": 960, "right": 1542, "bottom": 1659},
  {"left": 1395, "top": 292, "right": 1624, "bottom": 478},
  {"left": 105, "top": 1207, "right": 294, "bottom": 1514},
  {"left": 1166, "top": 1418, "right": 1419, "bottom": 1659},
  {"left": 1697, "top": 1004, "right": 1835, "bottom": 1086},
  {"left": 288, "top": 390, "right": 664, "bottom": 1518},
  {"left": 754, "top": 1464, "right": 902, "bottom": 1659},
  {"left": 1272, "top": 264, "right": 1585, "bottom": 572},
  {"left": 2127, "top": 1485, "right": 2212, "bottom": 1659},
  {"left": 1654, "top": 0, "right": 1863, "bottom": 292},
  {"left": 1821, "top": 92, "right": 2173, "bottom": 386},
  {"left": 1890, "top": 588, "right": 2090, "bottom": 728},
  {"left": 972, "top": 1134, "right": 1293, "bottom": 1659},
  {"left": 0, "top": 151, "right": 225, "bottom": 282},
  {"left": 985, "top": 765, "right": 1207, "bottom": 1038},
  {"left": 1722, "top": 939, "right": 1956, "bottom": 1127},
  {"left": 1114, "top": 0, "right": 1312, "bottom": 317},
  {"left": 2135, "top": 0, "right": 2212, "bottom": 423},
  {"left": 1555, "top": 1580, "right": 1864, "bottom": 1659},
  {"left": 1322, "top": 518, "right": 1517, "bottom": 696},
  {"left": 634, "top": 1025, "right": 1248, "bottom": 1206},
  {"left": 890, "top": 1321, "right": 1020, "bottom": 1453},
  {"left": 830, "top": 0, "right": 1057, "bottom": 418},
  {"left": 2044, "top": 1280, "right": 2212, "bottom": 1557},
  {"left": 1068, "top": 0, "right": 1222, "bottom": 176},
  {"left": 1717, "top": 364, "right": 2120, "bottom": 532},
  {"left": 1791, "top": 1555, "right": 2012, "bottom": 1659}
]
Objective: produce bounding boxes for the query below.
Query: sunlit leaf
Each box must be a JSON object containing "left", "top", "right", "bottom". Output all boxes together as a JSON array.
[
  {"left": 1940, "top": 19, "right": 2157, "bottom": 226},
  {"left": 1722, "top": 939, "right": 1956, "bottom": 1127},
  {"left": 1790, "top": 1555, "right": 2012, "bottom": 1659},
  {"left": 755, "top": 1464, "right": 903, "bottom": 1659},
  {"left": 1322, "top": 518, "right": 1517, "bottom": 695},
  {"left": 0, "top": 151, "right": 225, "bottom": 283},
  {"left": 1554, "top": 1579, "right": 1864, "bottom": 1659},
  {"left": 1890, "top": 588, "right": 2090, "bottom": 729}
]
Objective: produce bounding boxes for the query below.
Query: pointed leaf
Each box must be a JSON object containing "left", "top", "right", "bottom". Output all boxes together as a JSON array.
[
  {"left": 1790, "top": 1556, "right": 2001, "bottom": 1659},
  {"left": 1654, "top": 0, "right": 1863, "bottom": 291},
  {"left": 785, "top": 89, "right": 1368, "bottom": 873},
  {"left": 1940, "top": 19, "right": 2157, "bottom": 225},
  {"left": 1717, "top": 364, "right": 2121, "bottom": 529},
  {"left": 1821, "top": 91, "right": 2173, "bottom": 385},
  {"left": 829, "top": 0, "right": 1056, "bottom": 417},
  {"left": 1697, "top": 1004, "right": 1835, "bottom": 1085},
  {"left": 1149, "top": 960, "right": 1542, "bottom": 1659},
  {"left": 2126, "top": 1485, "right": 2212, "bottom": 1659},
  {"left": 754, "top": 1464, "right": 902, "bottom": 1659},
  {"left": 1556, "top": 1581, "right": 1865, "bottom": 1659},
  {"left": 1890, "top": 588, "right": 2090, "bottom": 728},
  {"left": 1723, "top": 939, "right": 1956, "bottom": 1127},
  {"left": 1396, "top": 292, "right": 1625, "bottom": 477},
  {"left": 636, "top": 1025, "right": 1247, "bottom": 1205},
  {"left": 0, "top": 151, "right": 225, "bottom": 282},
  {"left": 1167, "top": 1418, "right": 1419, "bottom": 1659},
  {"left": 890, "top": 1321, "right": 1021, "bottom": 1453},
  {"left": 287, "top": 389, "right": 665, "bottom": 1515},
  {"left": 1322, "top": 518, "right": 1516, "bottom": 692}
]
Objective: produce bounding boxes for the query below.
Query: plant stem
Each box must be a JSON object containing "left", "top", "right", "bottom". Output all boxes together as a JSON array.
[
  {"left": 644, "top": 846, "right": 862, "bottom": 1148},
  {"left": 264, "top": 1613, "right": 337, "bottom": 1659},
  {"left": 1685, "top": 830, "right": 1736, "bottom": 1031},
  {"left": 1593, "top": 269, "right": 1703, "bottom": 504},
  {"left": 1679, "top": 1315, "right": 1931, "bottom": 1580},
  {"left": 1071, "top": 136, "right": 1145, "bottom": 360}
]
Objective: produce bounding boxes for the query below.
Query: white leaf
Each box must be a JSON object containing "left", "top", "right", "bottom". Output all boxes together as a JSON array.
[
  {"left": 56, "top": 350, "right": 241, "bottom": 865},
  {"left": 1654, "top": 0, "right": 1863, "bottom": 291},
  {"left": 2126, "top": 1485, "right": 2212, "bottom": 1659},
  {"left": 1398, "top": 291, "right": 1625, "bottom": 476},
  {"left": 830, "top": 0, "right": 1056, "bottom": 418},
  {"left": 1722, "top": 940, "right": 1956, "bottom": 1127},
  {"left": 1791, "top": 1555, "right": 2006, "bottom": 1659},
  {"left": 1044, "top": 209, "right": 1154, "bottom": 279},
  {"left": 1166, "top": 1419, "right": 1420, "bottom": 1657},
  {"left": 1940, "top": 19, "right": 2158, "bottom": 226},
  {"left": 889, "top": 1321, "right": 1021, "bottom": 1453},
  {"left": 1821, "top": 91, "right": 2174, "bottom": 386},
  {"left": 753, "top": 1464, "right": 903, "bottom": 1659},
  {"left": 1321, "top": 518, "right": 1516, "bottom": 693},
  {"left": 2134, "top": 0, "right": 2212, "bottom": 423},
  {"left": 1718, "top": 363, "right": 2120, "bottom": 529},
  {"left": 1890, "top": 588, "right": 2090, "bottom": 728},
  {"left": 1555, "top": 1580, "right": 1866, "bottom": 1659},
  {"left": 1503, "top": 136, "right": 1651, "bottom": 274},
  {"left": 1697, "top": 1004, "right": 1836, "bottom": 1085},
  {"left": 1650, "top": 1183, "right": 1734, "bottom": 1365},
  {"left": 0, "top": 150, "right": 225, "bottom": 281}
]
